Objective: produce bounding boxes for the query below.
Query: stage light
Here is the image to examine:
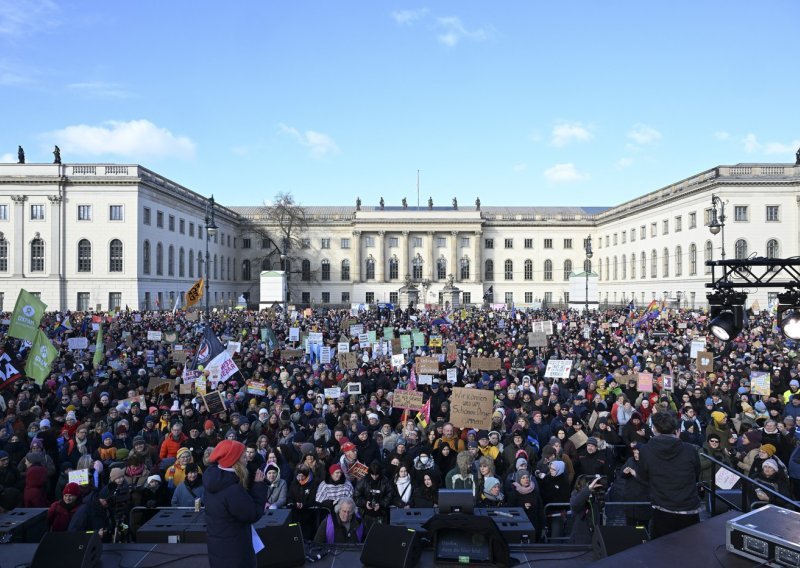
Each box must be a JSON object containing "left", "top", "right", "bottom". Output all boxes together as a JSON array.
[
  {"left": 707, "top": 290, "right": 747, "bottom": 342},
  {"left": 777, "top": 290, "right": 800, "bottom": 340}
]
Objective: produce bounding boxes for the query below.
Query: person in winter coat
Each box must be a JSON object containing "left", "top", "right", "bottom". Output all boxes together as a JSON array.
[
  {"left": 391, "top": 464, "right": 414, "bottom": 508},
  {"left": 288, "top": 464, "right": 320, "bottom": 539},
  {"left": 23, "top": 453, "right": 49, "bottom": 508},
  {"left": 171, "top": 464, "right": 204, "bottom": 507},
  {"left": 47, "top": 482, "right": 82, "bottom": 532},
  {"left": 165, "top": 447, "right": 196, "bottom": 489},
  {"left": 263, "top": 463, "right": 288, "bottom": 509},
  {"left": 481, "top": 476, "right": 506, "bottom": 507},
  {"left": 314, "top": 464, "right": 352, "bottom": 512},
  {"left": 412, "top": 471, "right": 440, "bottom": 508},
  {"left": 507, "top": 469, "right": 545, "bottom": 541},
  {"left": 750, "top": 459, "right": 792, "bottom": 506},
  {"left": 444, "top": 450, "right": 477, "bottom": 495},
  {"left": 411, "top": 449, "right": 441, "bottom": 487},
  {"left": 202, "top": 439, "right": 268, "bottom": 568},
  {"left": 620, "top": 443, "right": 651, "bottom": 526},
  {"left": 569, "top": 475, "right": 605, "bottom": 545},
  {"left": 699, "top": 434, "right": 732, "bottom": 489},
  {"left": 538, "top": 460, "right": 571, "bottom": 539},
  {"left": 354, "top": 461, "right": 392, "bottom": 524},
  {"left": 313, "top": 497, "right": 370, "bottom": 544}
]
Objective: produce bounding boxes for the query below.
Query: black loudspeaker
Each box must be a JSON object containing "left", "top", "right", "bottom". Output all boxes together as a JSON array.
[
  {"left": 255, "top": 522, "right": 305, "bottom": 568},
  {"left": 31, "top": 531, "right": 102, "bottom": 568},
  {"left": 592, "top": 525, "right": 648, "bottom": 558},
  {"left": 360, "top": 523, "right": 422, "bottom": 568}
]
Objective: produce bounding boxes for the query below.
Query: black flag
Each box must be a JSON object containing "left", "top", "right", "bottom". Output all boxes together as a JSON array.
[{"left": 0, "top": 344, "right": 24, "bottom": 391}]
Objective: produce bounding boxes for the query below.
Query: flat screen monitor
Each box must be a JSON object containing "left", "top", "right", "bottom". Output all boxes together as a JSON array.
[
  {"left": 435, "top": 528, "right": 492, "bottom": 564},
  {"left": 438, "top": 489, "right": 475, "bottom": 514}
]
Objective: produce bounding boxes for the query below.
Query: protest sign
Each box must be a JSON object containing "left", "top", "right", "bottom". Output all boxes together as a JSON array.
[
  {"left": 690, "top": 340, "right": 706, "bottom": 359},
  {"left": 281, "top": 348, "right": 304, "bottom": 360},
  {"left": 412, "top": 331, "right": 425, "bottom": 347},
  {"left": 415, "top": 356, "right": 440, "bottom": 375},
  {"left": 544, "top": 359, "right": 573, "bottom": 379},
  {"left": 347, "top": 382, "right": 362, "bottom": 395},
  {"left": 400, "top": 335, "right": 412, "bottom": 349},
  {"left": 715, "top": 467, "right": 741, "bottom": 490},
  {"left": 418, "top": 375, "right": 433, "bottom": 385},
  {"left": 350, "top": 324, "right": 364, "bottom": 337},
  {"left": 338, "top": 341, "right": 350, "bottom": 353},
  {"left": 391, "top": 354, "right": 405, "bottom": 368},
  {"left": 445, "top": 342, "right": 458, "bottom": 363},
  {"left": 201, "top": 391, "right": 226, "bottom": 415},
  {"left": 446, "top": 368, "right": 458, "bottom": 383},
  {"left": 68, "top": 469, "right": 90, "bottom": 486},
  {"left": 393, "top": 390, "right": 424, "bottom": 411},
  {"left": 147, "top": 377, "right": 175, "bottom": 395},
  {"left": 383, "top": 327, "right": 394, "bottom": 339},
  {"left": 288, "top": 327, "right": 300, "bottom": 342},
  {"left": 530, "top": 320, "right": 553, "bottom": 335},
  {"left": 358, "top": 333, "right": 371, "bottom": 348},
  {"left": 751, "top": 371, "right": 770, "bottom": 396},
  {"left": 338, "top": 351, "right": 358, "bottom": 370},
  {"left": 324, "top": 387, "right": 342, "bottom": 399},
  {"left": 147, "top": 330, "right": 162, "bottom": 341},
  {"left": 173, "top": 350, "right": 187, "bottom": 363},
  {"left": 226, "top": 341, "right": 241, "bottom": 355},
  {"left": 528, "top": 332, "right": 548, "bottom": 348},
  {"left": 367, "top": 331, "right": 377, "bottom": 344},
  {"left": 470, "top": 357, "right": 502, "bottom": 371},
  {"left": 308, "top": 332, "right": 323, "bottom": 344},
  {"left": 696, "top": 351, "right": 714, "bottom": 373},
  {"left": 428, "top": 336, "right": 443, "bottom": 348},
  {"left": 662, "top": 375, "right": 674, "bottom": 392},
  {"left": 179, "top": 383, "right": 194, "bottom": 395},
  {"left": 320, "top": 346, "right": 331, "bottom": 364},
  {"left": 637, "top": 372, "right": 654, "bottom": 393},
  {"left": 68, "top": 337, "right": 89, "bottom": 350},
  {"left": 449, "top": 387, "right": 493, "bottom": 430},
  {"left": 246, "top": 381, "right": 266, "bottom": 396},
  {"left": 391, "top": 338, "right": 402, "bottom": 355}
]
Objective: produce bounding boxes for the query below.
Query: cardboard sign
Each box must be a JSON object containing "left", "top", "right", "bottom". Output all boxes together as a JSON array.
[
  {"left": 662, "top": 375, "right": 674, "bottom": 392},
  {"left": 637, "top": 372, "right": 654, "bottom": 393},
  {"left": 751, "top": 371, "right": 770, "bottom": 396},
  {"left": 569, "top": 430, "right": 588, "bottom": 450},
  {"left": 449, "top": 387, "right": 493, "bottom": 430},
  {"left": 147, "top": 330, "right": 162, "bottom": 341},
  {"left": 445, "top": 342, "right": 458, "bottom": 363},
  {"left": 173, "top": 350, "right": 187, "bottom": 363},
  {"left": 147, "top": 377, "right": 175, "bottom": 395},
  {"left": 281, "top": 348, "right": 304, "bottom": 361},
  {"left": 347, "top": 382, "right": 362, "bottom": 395},
  {"left": 715, "top": 467, "right": 741, "bottom": 490},
  {"left": 446, "top": 368, "right": 458, "bottom": 383},
  {"left": 179, "top": 383, "right": 194, "bottom": 395},
  {"left": 68, "top": 337, "right": 89, "bottom": 350},
  {"left": 528, "top": 332, "right": 548, "bottom": 348},
  {"left": 201, "top": 391, "right": 226, "bottom": 415},
  {"left": 544, "top": 359, "right": 573, "bottom": 379},
  {"left": 696, "top": 350, "right": 714, "bottom": 373},
  {"left": 416, "top": 356, "right": 440, "bottom": 375},
  {"left": 348, "top": 461, "right": 369, "bottom": 480},
  {"left": 186, "top": 311, "right": 199, "bottom": 322},
  {"left": 68, "top": 469, "right": 90, "bottom": 486},
  {"left": 164, "top": 331, "right": 178, "bottom": 344},
  {"left": 338, "top": 351, "right": 358, "bottom": 370},
  {"left": 470, "top": 357, "right": 502, "bottom": 371},
  {"left": 391, "top": 338, "right": 402, "bottom": 354},
  {"left": 588, "top": 411, "right": 599, "bottom": 431},
  {"left": 393, "top": 389, "right": 424, "bottom": 411},
  {"left": 324, "top": 387, "right": 341, "bottom": 399}
]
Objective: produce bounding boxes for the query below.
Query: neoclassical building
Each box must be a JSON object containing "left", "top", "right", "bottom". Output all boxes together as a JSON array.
[{"left": 0, "top": 160, "right": 798, "bottom": 312}]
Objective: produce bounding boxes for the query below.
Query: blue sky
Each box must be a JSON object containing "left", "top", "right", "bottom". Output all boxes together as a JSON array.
[{"left": 1, "top": 1, "right": 798, "bottom": 208}]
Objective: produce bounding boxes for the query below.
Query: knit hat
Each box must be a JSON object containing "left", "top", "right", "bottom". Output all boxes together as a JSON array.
[
  {"left": 63, "top": 482, "right": 81, "bottom": 497},
  {"left": 109, "top": 467, "right": 125, "bottom": 483},
  {"left": 483, "top": 476, "right": 500, "bottom": 492},
  {"left": 467, "top": 440, "right": 479, "bottom": 449},
  {"left": 760, "top": 444, "right": 777, "bottom": 457},
  {"left": 541, "top": 445, "right": 556, "bottom": 459},
  {"left": 204, "top": 420, "right": 215, "bottom": 430},
  {"left": 133, "top": 436, "right": 145, "bottom": 446},
  {"left": 209, "top": 440, "right": 246, "bottom": 468},
  {"left": 791, "top": 379, "right": 799, "bottom": 388},
  {"left": 39, "top": 418, "right": 51, "bottom": 429},
  {"left": 711, "top": 411, "right": 727, "bottom": 426},
  {"left": 25, "top": 453, "right": 45, "bottom": 466},
  {"left": 515, "top": 457, "right": 528, "bottom": 470},
  {"left": 185, "top": 463, "right": 199, "bottom": 475},
  {"left": 328, "top": 463, "right": 342, "bottom": 476},
  {"left": 586, "top": 437, "right": 599, "bottom": 447},
  {"left": 176, "top": 447, "right": 192, "bottom": 460},
  {"left": 0, "top": 450, "right": 8, "bottom": 460},
  {"left": 300, "top": 442, "right": 315, "bottom": 457},
  {"left": 101, "top": 432, "right": 113, "bottom": 442},
  {"left": 707, "top": 433, "right": 721, "bottom": 443},
  {"left": 705, "top": 397, "right": 714, "bottom": 406},
  {"left": 762, "top": 458, "right": 779, "bottom": 472},
  {"left": 265, "top": 463, "right": 280, "bottom": 475},
  {"left": 514, "top": 469, "right": 531, "bottom": 484},
  {"left": 116, "top": 448, "right": 130, "bottom": 461},
  {"left": 341, "top": 442, "right": 356, "bottom": 453},
  {"left": 147, "top": 474, "right": 162, "bottom": 485},
  {"left": 303, "top": 402, "right": 314, "bottom": 412}
]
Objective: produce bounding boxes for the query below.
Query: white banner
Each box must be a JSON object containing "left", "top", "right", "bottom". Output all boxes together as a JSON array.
[
  {"left": 68, "top": 337, "right": 89, "bottom": 350},
  {"left": 147, "top": 330, "right": 162, "bottom": 341},
  {"left": 544, "top": 359, "right": 573, "bottom": 379}
]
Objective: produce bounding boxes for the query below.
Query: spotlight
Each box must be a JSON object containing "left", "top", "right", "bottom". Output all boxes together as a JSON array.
[
  {"left": 777, "top": 290, "right": 800, "bottom": 340},
  {"left": 707, "top": 290, "right": 747, "bottom": 342}
]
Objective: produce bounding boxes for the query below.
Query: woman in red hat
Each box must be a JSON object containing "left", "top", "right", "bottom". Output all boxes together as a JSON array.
[
  {"left": 203, "top": 439, "right": 268, "bottom": 568},
  {"left": 47, "top": 482, "right": 82, "bottom": 532}
]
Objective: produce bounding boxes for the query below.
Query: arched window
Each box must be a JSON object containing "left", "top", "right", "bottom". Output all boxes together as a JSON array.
[
  {"left": 178, "top": 247, "right": 185, "bottom": 277},
  {"left": 605, "top": 258, "right": 609, "bottom": 280},
  {"left": 563, "top": 259, "right": 572, "bottom": 281},
  {"left": 189, "top": 250, "right": 194, "bottom": 278},
  {"left": 109, "top": 239, "right": 123, "bottom": 272},
  {"left": 302, "top": 259, "right": 312, "bottom": 281},
  {"left": 543, "top": 259, "right": 553, "bottom": 281},
  {"left": 766, "top": 239, "right": 779, "bottom": 258},
  {"left": 228, "top": 257, "right": 232, "bottom": 280},
  {"left": 597, "top": 258, "right": 602, "bottom": 280},
  {"left": 213, "top": 254, "right": 218, "bottom": 279},
  {"left": 650, "top": 249, "right": 657, "bottom": 278},
  {"left": 689, "top": 243, "right": 697, "bottom": 275},
  {"left": 621, "top": 255, "right": 627, "bottom": 279},
  {"left": 168, "top": 245, "right": 175, "bottom": 276},
  {"left": 630, "top": 254, "right": 636, "bottom": 279},
  {"left": 321, "top": 259, "right": 330, "bottom": 281},
  {"left": 198, "top": 253, "right": 204, "bottom": 278},
  {"left": 524, "top": 259, "right": 533, "bottom": 280},
  {"left": 662, "top": 247, "right": 669, "bottom": 277},
  {"left": 412, "top": 255, "right": 423, "bottom": 279},
  {"left": 143, "top": 240, "right": 151, "bottom": 275},
  {"left": 389, "top": 257, "right": 399, "bottom": 280},
  {"left": 438, "top": 257, "right": 448, "bottom": 280},
  {"left": 242, "top": 260, "right": 251, "bottom": 281},
  {"left": 261, "top": 258, "right": 270, "bottom": 271},
  {"left": 220, "top": 255, "right": 225, "bottom": 280},
  {"left": 30, "top": 238, "right": 44, "bottom": 272},
  {"left": 78, "top": 239, "right": 92, "bottom": 272},
  {"left": 156, "top": 243, "right": 163, "bottom": 275},
  {"left": 640, "top": 251, "right": 646, "bottom": 279},
  {"left": 484, "top": 259, "right": 494, "bottom": 281},
  {"left": 341, "top": 259, "right": 350, "bottom": 281},
  {"left": 504, "top": 259, "right": 513, "bottom": 281},
  {"left": 675, "top": 246, "right": 682, "bottom": 276},
  {"left": 704, "top": 240, "right": 712, "bottom": 274},
  {"left": 365, "top": 257, "right": 375, "bottom": 280},
  {"left": 613, "top": 257, "right": 618, "bottom": 280},
  {"left": 460, "top": 257, "right": 470, "bottom": 280},
  {"left": 0, "top": 237, "right": 7, "bottom": 272},
  {"left": 734, "top": 239, "right": 748, "bottom": 260}
]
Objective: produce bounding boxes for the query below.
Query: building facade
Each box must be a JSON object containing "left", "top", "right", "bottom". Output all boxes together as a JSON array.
[{"left": 1, "top": 161, "right": 798, "bottom": 312}]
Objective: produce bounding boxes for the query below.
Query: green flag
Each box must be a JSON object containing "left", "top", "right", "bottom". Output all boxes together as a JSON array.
[
  {"left": 8, "top": 289, "right": 47, "bottom": 342},
  {"left": 93, "top": 326, "right": 104, "bottom": 369},
  {"left": 25, "top": 329, "right": 57, "bottom": 385}
]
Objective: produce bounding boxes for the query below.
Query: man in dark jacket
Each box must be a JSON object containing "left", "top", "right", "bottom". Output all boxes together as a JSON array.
[
  {"left": 354, "top": 461, "right": 392, "bottom": 523},
  {"left": 638, "top": 411, "right": 701, "bottom": 538}
]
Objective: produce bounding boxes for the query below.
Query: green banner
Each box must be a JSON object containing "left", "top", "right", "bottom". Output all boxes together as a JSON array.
[
  {"left": 412, "top": 331, "right": 425, "bottom": 347},
  {"left": 400, "top": 334, "right": 412, "bottom": 349},
  {"left": 8, "top": 290, "right": 47, "bottom": 343},
  {"left": 383, "top": 327, "right": 394, "bottom": 339},
  {"left": 93, "top": 326, "right": 104, "bottom": 369},
  {"left": 367, "top": 330, "right": 377, "bottom": 344},
  {"left": 25, "top": 329, "right": 57, "bottom": 385}
]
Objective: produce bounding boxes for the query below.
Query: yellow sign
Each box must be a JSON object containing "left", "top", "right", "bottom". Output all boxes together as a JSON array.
[{"left": 186, "top": 278, "right": 204, "bottom": 308}]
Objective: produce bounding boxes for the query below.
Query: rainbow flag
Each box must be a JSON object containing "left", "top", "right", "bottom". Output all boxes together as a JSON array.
[{"left": 635, "top": 300, "right": 660, "bottom": 327}]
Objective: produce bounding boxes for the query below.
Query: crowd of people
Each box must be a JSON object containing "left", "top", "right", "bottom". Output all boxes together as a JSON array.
[{"left": 0, "top": 302, "right": 799, "bottom": 548}]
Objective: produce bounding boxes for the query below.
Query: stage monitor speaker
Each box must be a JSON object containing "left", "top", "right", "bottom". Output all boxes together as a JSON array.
[
  {"left": 592, "top": 525, "right": 648, "bottom": 558},
  {"left": 361, "top": 523, "right": 422, "bottom": 568},
  {"left": 255, "top": 522, "right": 305, "bottom": 568},
  {"left": 31, "top": 531, "right": 103, "bottom": 568}
]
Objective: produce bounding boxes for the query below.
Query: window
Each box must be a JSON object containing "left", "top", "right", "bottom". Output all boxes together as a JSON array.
[
  {"left": 340, "top": 238, "right": 351, "bottom": 249},
  {"left": 564, "top": 238, "right": 573, "bottom": 249},
  {"left": 640, "top": 252, "right": 646, "bottom": 279},
  {"left": 389, "top": 292, "right": 398, "bottom": 304},
  {"left": 241, "top": 260, "right": 251, "bottom": 281},
  {"left": 189, "top": 250, "right": 194, "bottom": 278},
  {"left": 689, "top": 244, "right": 697, "bottom": 275},
  {"left": 412, "top": 237, "right": 423, "bottom": 248},
  {"left": 505, "top": 292, "right": 513, "bottom": 304},
  {"left": 524, "top": 238, "right": 533, "bottom": 249},
  {"left": 704, "top": 208, "right": 713, "bottom": 226},
  {"left": 461, "top": 237, "right": 470, "bottom": 247},
  {"left": 766, "top": 239, "right": 780, "bottom": 258},
  {"left": 109, "top": 239, "right": 123, "bottom": 272},
  {"left": 156, "top": 211, "right": 164, "bottom": 228},
  {"left": 704, "top": 240, "right": 713, "bottom": 274},
  {"left": 564, "top": 259, "right": 573, "bottom": 280},
  {"left": 77, "top": 292, "right": 90, "bottom": 311},
  {"left": 365, "top": 292, "right": 374, "bottom": 304},
  {"left": 504, "top": 259, "right": 513, "bottom": 280},
  {"left": 525, "top": 292, "right": 533, "bottom": 303},
  {"left": 544, "top": 239, "right": 553, "bottom": 249},
  {"left": 662, "top": 247, "right": 669, "bottom": 277},
  {"left": 168, "top": 215, "right": 175, "bottom": 231},
  {"left": 77, "top": 239, "right": 92, "bottom": 272},
  {"left": 31, "top": 205, "right": 45, "bottom": 220},
  {"left": 30, "top": 238, "right": 44, "bottom": 271},
  {"left": 605, "top": 235, "right": 609, "bottom": 247},
  {"left": 143, "top": 241, "right": 151, "bottom": 274},
  {"left": 168, "top": 246, "right": 175, "bottom": 276},
  {"left": 301, "top": 238, "right": 311, "bottom": 249},
  {"left": 143, "top": 208, "right": 151, "bottom": 225},
  {"left": 341, "top": 259, "right": 350, "bottom": 281},
  {"left": 504, "top": 239, "right": 513, "bottom": 249},
  {"left": 630, "top": 254, "right": 636, "bottom": 279},
  {"left": 104, "top": 292, "right": 120, "bottom": 311},
  {"left": 316, "top": 259, "right": 329, "bottom": 281},
  {"left": 543, "top": 259, "right": 553, "bottom": 281},
  {"left": 463, "top": 292, "right": 471, "bottom": 304},
  {"left": 365, "top": 258, "right": 375, "bottom": 280},
  {"left": 412, "top": 256, "right": 423, "bottom": 279},
  {"left": 675, "top": 246, "right": 682, "bottom": 276},
  {"left": 544, "top": 292, "right": 552, "bottom": 304},
  {"left": 484, "top": 259, "right": 494, "bottom": 281},
  {"left": 613, "top": 234, "right": 618, "bottom": 246},
  {"left": 156, "top": 243, "right": 163, "bottom": 275},
  {"left": 484, "top": 238, "right": 494, "bottom": 249},
  {"left": 321, "top": 238, "right": 330, "bottom": 249},
  {"left": 662, "top": 220, "right": 669, "bottom": 234},
  {"left": 179, "top": 219, "right": 185, "bottom": 234},
  {"left": 622, "top": 231, "right": 627, "bottom": 244},
  {"left": 675, "top": 216, "right": 682, "bottom": 232},
  {"left": 650, "top": 223, "right": 657, "bottom": 237},
  {"left": 198, "top": 226, "right": 203, "bottom": 240},
  {"left": 189, "top": 222, "right": 195, "bottom": 237},
  {"left": 650, "top": 249, "right": 657, "bottom": 278},
  {"left": 321, "top": 292, "right": 330, "bottom": 304},
  {"left": 734, "top": 239, "right": 748, "bottom": 259},
  {"left": 438, "top": 257, "right": 447, "bottom": 280},
  {"left": 341, "top": 292, "right": 350, "bottom": 303},
  {"left": 640, "top": 225, "right": 646, "bottom": 239},
  {"left": 389, "top": 257, "right": 399, "bottom": 280},
  {"left": 242, "top": 238, "right": 251, "bottom": 249},
  {"left": 621, "top": 255, "right": 627, "bottom": 279},
  {"left": 524, "top": 259, "right": 533, "bottom": 280},
  {"left": 689, "top": 212, "right": 697, "bottom": 229},
  {"left": 78, "top": 205, "right": 92, "bottom": 221},
  {"left": 110, "top": 205, "right": 123, "bottom": 221},
  {"left": 178, "top": 247, "right": 185, "bottom": 276},
  {"left": 766, "top": 206, "right": 780, "bottom": 222},
  {"left": 630, "top": 228, "right": 636, "bottom": 242},
  {"left": 302, "top": 292, "right": 310, "bottom": 304},
  {"left": 459, "top": 258, "right": 470, "bottom": 280},
  {"left": 219, "top": 255, "right": 223, "bottom": 279},
  {"left": 734, "top": 206, "right": 748, "bottom": 222},
  {"left": 0, "top": 237, "right": 7, "bottom": 272},
  {"left": 613, "top": 257, "right": 618, "bottom": 280},
  {"left": 437, "top": 237, "right": 447, "bottom": 248}
]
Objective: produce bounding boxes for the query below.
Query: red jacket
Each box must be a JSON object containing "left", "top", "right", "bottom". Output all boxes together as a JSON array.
[
  {"left": 23, "top": 464, "right": 50, "bottom": 508},
  {"left": 47, "top": 500, "right": 78, "bottom": 532},
  {"left": 160, "top": 433, "right": 188, "bottom": 459}
]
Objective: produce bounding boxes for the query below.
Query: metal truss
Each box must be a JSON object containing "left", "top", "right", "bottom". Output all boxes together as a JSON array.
[{"left": 705, "top": 257, "right": 800, "bottom": 290}]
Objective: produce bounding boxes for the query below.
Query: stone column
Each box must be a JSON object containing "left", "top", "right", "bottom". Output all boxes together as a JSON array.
[
  {"left": 426, "top": 231, "right": 434, "bottom": 280},
  {"left": 400, "top": 231, "right": 409, "bottom": 280},
  {"left": 376, "top": 231, "right": 385, "bottom": 282},
  {"left": 352, "top": 230, "right": 361, "bottom": 282},
  {"left": 450, "top": 231, "right": 459, "bottom": 282},
  {"left": 473, "top": 230, "right": 482, "bottom": 283},
  {"left": 11, "top": 195, "right": 26, "bottom": 276}
]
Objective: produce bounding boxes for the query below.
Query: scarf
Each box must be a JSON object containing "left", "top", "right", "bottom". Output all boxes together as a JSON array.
[
  {"left": 512, "top": 481, "right": 535, "bottom": 495},
  {"left": 395, "top": 476, "right": 412, "bottom": 503}
]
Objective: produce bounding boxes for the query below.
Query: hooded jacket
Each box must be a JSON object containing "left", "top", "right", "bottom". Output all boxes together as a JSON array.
[{"left": 638, "top": 434, "right": 700, "bottom": 511}]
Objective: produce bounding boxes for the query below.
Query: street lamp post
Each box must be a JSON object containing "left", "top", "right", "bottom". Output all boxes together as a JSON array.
[
  {"left": 280, "top": 238, "right": 288, "bottom": 313},
  {"left": 708, "top": 194, "right": 726, "bottom": 260},
  {"left": 204, "top": 195, "right": 218, "bottom": 318},
  {"left": 584, "top": 235, "right": 593, "bottom": 313}
]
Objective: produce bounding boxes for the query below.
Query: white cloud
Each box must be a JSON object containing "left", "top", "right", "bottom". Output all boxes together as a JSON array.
[
  {"left": 0, "top": 0, "right": 59, "bottom": 38},
  {"left": 616, "top": 157, "right": 634, "bottom": 169},
  {"left": 512, "top": 163, "right": 527, "bottom": 172},
  {"left": 763, "top": 139, "right": 800, "bottom": 155},
  {"left": 44, "top": 120, "right": 195, "bottom": 160},
  {"left": 68, "top": 81, "right": 134, "bottom": 99},
  {"left": 391, "top": 8, "right": 429, "bottom": 25},
  {"left": 0, "top": 152, "right": 15, "bottom": 163},
  {"left": 279, "top": 123, "right": 340, "bottom": 159},
  {"left": 714, "top": 131, "right": 730, "bottom": 141},
  {"left": 543, "top": 163, "right": 589, "bottom": 183},
  {"left": 742, "top": 133, "right": 760, "bottom": 153},
  {"left": 551, "top": 122, "right": 592, "bottom": 147},
  {"left": 436, "top": 16, "right": 487, "bottom": 47},
  {"left": 627, "top": 123, "right": 662, "bottom": 145}
]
